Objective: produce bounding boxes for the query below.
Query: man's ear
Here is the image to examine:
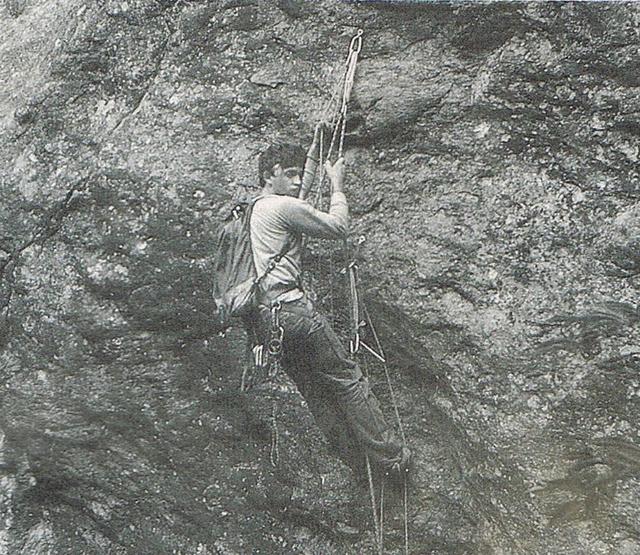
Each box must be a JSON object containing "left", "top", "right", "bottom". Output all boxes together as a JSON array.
[{"left": 271, "top": 163, "right": 283, "bottom": 176}]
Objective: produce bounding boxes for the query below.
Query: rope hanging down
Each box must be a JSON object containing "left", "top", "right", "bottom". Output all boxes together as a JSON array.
[
  {"left": 316, "top": 30, "right": 407, "bottom": 446},
  {"left": 305, "top": 30, "right": 411, "bottom": 555}
]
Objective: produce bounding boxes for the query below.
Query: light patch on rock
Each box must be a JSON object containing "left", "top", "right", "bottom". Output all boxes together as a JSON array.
[
  {"left": 477, "top": 306, "right": 509, "bottom": 336},
  {"left": 89, "top": 501, "right": 110, "bottom": 519},
  {"left": 471, "top": 70, "right": 492, "bottom": 103},
  {"left": 613, "top": 205, "right": 640, "bottom": 236},
  {"left": 20, "top": 521, "right": 55, "bottom": 554},
  {"left": 591, "top": 114, "right": 606, "bottom": 131},
  {"left": 485, "top": 267, "right": 499, "bottom": 286},
  {"left": 13, "top": 151, "right": 40, "bottom": 200},
  {"left": 618, "top": 141, "right": 638, "bottom": 163},
  {"left": 0, "top": 475, "right": 15, "bottom": 555},
  {"left": 95, "top": 98, "right": 116, "bottom": 118},
  {"left": 17, "top": 179, "right": 38, "bottom": 201},
  {"left": 162, "top": 182, "right": 179, "bottom": 203},
  {"left": 475, "top": 122, "right": 491, "bottom": 138},
  {"left": 131, "top": 240, "right": 148, "bottom": 255},
  {"left": 572, "top": 190, "right": 586, "bottom": 204},
  {"left": 250, "top": 67, "right": 286, "bottom": 88},
  {"left": 86, "top": 258, "right": 130, "bottom": 282}
]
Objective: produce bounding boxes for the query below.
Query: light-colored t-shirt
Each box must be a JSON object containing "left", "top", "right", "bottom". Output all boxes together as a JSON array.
[{"left": 250, "top": 192, "right": 348, "bottom": 302}]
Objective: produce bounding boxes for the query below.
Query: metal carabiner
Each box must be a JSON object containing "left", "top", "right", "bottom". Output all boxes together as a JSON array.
[
  {"left": 270, "top": 301, "right": 282, "bottom": 332},
  {"left": 268, "top": 326, "right": 284, "bottom": 356},
  {"left": 268, "top": 338, "right": 282, "bottom": 357},
  {"left": 349, "top": 29, "right": 364, "bottom": 55}
]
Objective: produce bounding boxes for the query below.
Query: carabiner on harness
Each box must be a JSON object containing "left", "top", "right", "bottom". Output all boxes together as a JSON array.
[
  {"left": 267, "top": 301, "right": 285, "bottom": 376},
  {"left": 268, "top": 328, "right": 284, "bottom": 357}
]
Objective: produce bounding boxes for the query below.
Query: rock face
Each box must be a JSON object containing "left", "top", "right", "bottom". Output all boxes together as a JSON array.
[{"left": 1, "top": 1, "right": 639, "bottom": 553}]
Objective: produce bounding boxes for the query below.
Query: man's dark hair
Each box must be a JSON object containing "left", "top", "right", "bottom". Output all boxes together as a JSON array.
[{"left": 258, "top": 142, "right": 305, "bottom": 187}]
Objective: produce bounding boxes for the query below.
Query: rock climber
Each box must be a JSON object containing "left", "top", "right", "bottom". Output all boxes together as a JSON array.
[{"left": 248, "top": 137, "right": 411, "bottom": 478}]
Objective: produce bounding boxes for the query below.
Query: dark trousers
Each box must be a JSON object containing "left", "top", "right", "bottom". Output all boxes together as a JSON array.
[{"left": 257, "top": 295, "right": 404, "bottom": 474}]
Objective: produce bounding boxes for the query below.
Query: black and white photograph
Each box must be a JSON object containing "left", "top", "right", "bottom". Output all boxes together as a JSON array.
[{"left": 1, "top": 0, "right": 639, "bottom": 553}]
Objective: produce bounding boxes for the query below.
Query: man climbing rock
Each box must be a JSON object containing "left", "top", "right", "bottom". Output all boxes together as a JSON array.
[{"left": 249, "top": 140, "right": 411, "bottom": 478}]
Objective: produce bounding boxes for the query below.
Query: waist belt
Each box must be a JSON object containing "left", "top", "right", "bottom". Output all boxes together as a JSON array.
[{"left": 259, "top": 284, "right": 303, "bottom": 305}]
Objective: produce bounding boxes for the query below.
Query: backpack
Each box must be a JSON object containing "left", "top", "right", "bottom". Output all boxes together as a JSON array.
[{"left": 211, "top": 199, "right": 291, "bottom": 331}]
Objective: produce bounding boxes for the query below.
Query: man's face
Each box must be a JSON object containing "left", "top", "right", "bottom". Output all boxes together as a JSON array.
[{"left": 267, "top": 164, "right": 302, "bottom": 197}]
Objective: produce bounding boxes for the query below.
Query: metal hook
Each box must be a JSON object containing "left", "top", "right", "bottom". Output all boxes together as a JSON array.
[
  {"left": 268, "top": 337, "right": 283, "bottom": 356},
  {"left": 268, "top": 317, "right": 284, "bottom": 356},
  {"left": 349, "top": 29, "right": 364, "bottom": 55}
]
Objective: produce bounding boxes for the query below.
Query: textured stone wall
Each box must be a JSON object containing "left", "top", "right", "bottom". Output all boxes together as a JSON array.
[{"left": 1, "top": 1, "right": 639, "bottom": 554}]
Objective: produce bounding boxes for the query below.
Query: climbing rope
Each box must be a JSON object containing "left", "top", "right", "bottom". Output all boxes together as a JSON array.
[
  {"left": 363, "top": 304, "right": 407, "bottom": 446},
  {"left": 312, "top": 28, "right": 363, "bottom": 205},
  {"left": 363, "top": 303, "right": 411, "bottom": 555},
  {"left": 307, "top": 29, "right": 412, "bottom": 554},
  {"left": 338, "top": 29, "right": 363, "bottom": 158},
  {"left": 379, "top": 479, "right": 385, "bottom": 552},
  {"left": 320, "top": 29, "right": 363, "bottom": 166},
  {"left": 404, "top": 477, "right": 409, "bottom": 555},
  {"left": 365, "top": 453, "right": 384, "bottom": 555},
  {"left": 248, "top": 29, "right": 411, "bottom": 550},
  {"left": 270, "top": 399, "right": 279, "bottom": 467}
]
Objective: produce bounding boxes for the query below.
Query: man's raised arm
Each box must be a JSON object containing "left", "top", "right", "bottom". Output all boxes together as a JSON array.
[{"left": 289, "top": 158, "right": 348, "bottom": 240}]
